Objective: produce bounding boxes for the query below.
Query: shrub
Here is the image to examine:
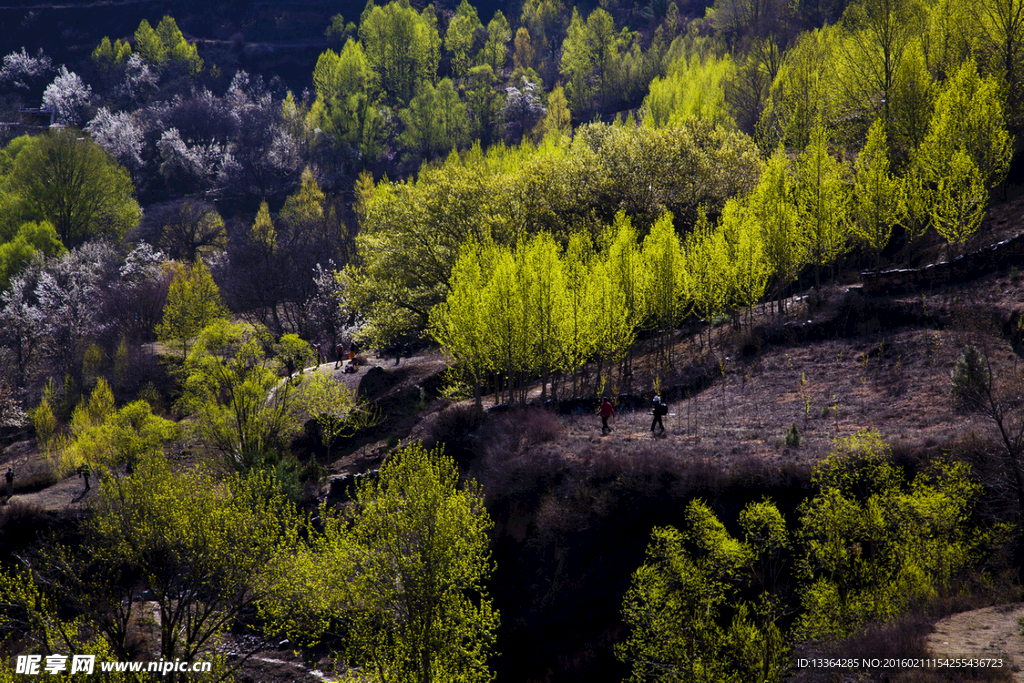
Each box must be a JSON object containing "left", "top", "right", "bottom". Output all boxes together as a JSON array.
[{"left": 785, "top": 422, "right": 800, "bottom": 447}]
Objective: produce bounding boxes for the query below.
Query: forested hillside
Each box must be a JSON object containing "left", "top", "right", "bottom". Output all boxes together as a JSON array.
[{"left": 1, "top": 0, "right": 1023, "bottom": 681}]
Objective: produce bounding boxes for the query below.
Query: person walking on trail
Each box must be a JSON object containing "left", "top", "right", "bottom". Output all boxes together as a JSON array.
[
  {"left": 5, "top": 467, "right": 13, "bottom": 499},
  {"left": 395, "top": 343, "right": 403, "bottom": 366},
  {"left": 313, "top": 343, "right": 322, "bottom": 368},
  {"left": 79, "top": 464, "right": 91, "bottom": 492},
  {"left": 335, "top": 343, "right": 345, "bottom": 369},
  {"left": 651, "top": 395, "right": 668, "bottom": 434},
  {"left": 599, "top": 397, "right": 616, "bottom": 435}
]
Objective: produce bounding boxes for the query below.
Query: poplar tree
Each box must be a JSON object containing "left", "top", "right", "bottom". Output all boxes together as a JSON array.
[
  {"left": 483, "top": 247, "right": 529, "bottom": 403},
  {"left": 559, "top": 232, "right": 598, "bottom": 397},
  {"left": 429, "top": 241, "right": 491, "bottom": 407},
  {"left": 796, "top": 123, "right": 850, "bottom": 285},
  {"left": 851, "top": 120, "right": 905, "bottom": 268},
  {"left": 915, "top": 59, "right": 1013, "bottom": 190},
  {"left": 719, "top": 199, "right": 769, "bottom": 325},
  {"left": 482, "top": 11, "right": 512, "bottom": 73},
  {"left": 642, "top": 212, "right": 685, "bottom": 369},
  {"left": 606, "top": 213, "right": 647, "bottom": 384},
  {"left": 748, "top": 148, "right": 804, "bottom": 312},
  {"left": 589, "top": 253, "right": 633, "bottom": 395},
  {"left": 930, "top": 149, "right": 987, "bottom": 250},
  {"left": 523, "top": 233, "right": 567, "bottom": 402},
  {"left": 684, "top": 214, "right": 730, "bottom": 348}
]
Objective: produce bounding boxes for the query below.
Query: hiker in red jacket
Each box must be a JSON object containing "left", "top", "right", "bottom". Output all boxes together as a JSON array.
[{"left": 599, "top": 397, "right": 616, "bottom": 435}]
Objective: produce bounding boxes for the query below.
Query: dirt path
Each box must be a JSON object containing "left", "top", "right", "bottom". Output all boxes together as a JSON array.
[
  {"left": 926, "top": 603, "right": 1024, "bottom": 680},
  {"left": 6, "top": 473, "right": 96, "bottom": 512}
]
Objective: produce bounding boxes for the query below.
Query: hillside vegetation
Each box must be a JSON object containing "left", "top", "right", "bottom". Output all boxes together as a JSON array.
[{"left": 1, "top": 0, "right": 1024, "bottom": 681}]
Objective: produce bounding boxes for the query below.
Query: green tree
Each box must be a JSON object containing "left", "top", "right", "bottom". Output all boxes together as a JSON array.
[
  {"left": 156, "top": 260, "right": 228, "bottom": 358},
  {"left": 134, "top": 16, "right": 202, "bottom": 76},
  {"left": 88, "top": 455, "right": 299, "bottom": 664},
  {"left": 796, "top": 431, "right": 982, "bottom": 639},
  {"left": 559, "top": 8, "right": 595, "bottom": 113},
  {"left": 931, "top": 149, "right": 988, "bottom": 249},
  {"left": 430, "top": 240, "right": 492, "bottom": 408},
  {"left": 482, "top": 11, "right": 512, "bottom": 73},
  {"left": 642, "top": 52, "right": 737, "bottom": 128},
  {"left": 445, "top": 3, "right": 482, "bottom": 79},
  {"left": 313, "top": 39, "right": 373, "bottom": 101},
  {"left": 399, "top": 78, "right": 469, "bottom": 160},
  {"left": 263, "top": 443, "right": 498, "bottom": 683},
  {"left": 796, "top": 123, "right": 850, "bottom": 285},
  {"left": 523, "top": 232, "right": 567, "bottom": 402},
  {"left": 642, "top": 211, "right": 685, "bottom": 369},
  {"left": 179, "top": 321, "right": 292, "bottom": 472},
  {"left": 837, "top": 0, "right": 925, "bottom": 147},
  {"left": 719, "top": 198, "right": 770, "bottom": 325},
  {"left": 513, "top": 27, "right": 536, "bottom": 71},
  {"left": 748, "top": 147, "right": 804, "bottom": 311},
  {"left": 851, "top": 119, "right": 905, "bottom": 267},
  {"left": 68, "top": 393, "right": 177, "bottom": 471},
  {"left": 618, "top": 499, "right": 788, "bottom": 683},
  {"left": 541, "top": 84, "right": 572, "bottom": 136},
  {"left": 915, "top": 59, "right": 1014, "bottom": 190},
  {"left": 0, "top": 220, "right": 64, "bottom": 291},
  {"left": 978, "top": 0, "right": 1024, "bottom": 114},
  {"left": 8, "top": 130, "right": 141, "bottom": 247},
  {"left": 761, "top": 26, "right": 842, "bottom": 148},
  {"left": 300, "top": 372, "right": 367, "bottom": 457},
  {"left": 360, "top": 1, "right": 440, "bottom": 104}
]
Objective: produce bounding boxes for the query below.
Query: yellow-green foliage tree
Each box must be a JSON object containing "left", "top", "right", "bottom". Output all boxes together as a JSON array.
[
  {"left": 359, "top": 0, "right": 440, "bottom": 104},
  {"left": 642, "top": 52, "right": 736, "bottom": 128},
  {"left": 915, "top": 59, "right": 1014, "bottom": 190},
  {"left": 482, "top": 10, "right": 512, "bottom": 73},
  {"left": 0, "top": 221, "right": 64, "bottom": 291},
  {"left": 523, "top": 232, "right": 567, "bottom": 401},
  {"left": 606, "top": 212, "right": 648, "bottom": 376},
  {"left": 642, "top": 212, "right": 686, "bottom": 369},
  {"left": 313, "top": 39, "right": 374, "bottom": 102},
  {"left": 133, "top": 16, "right": 203, "bottom": 76},
  {"left": 430, "top": 241, "right": 492, "bottom": 407},
  {"left": 156, "top": 260, "right": 228, "bottom": 358},
  {"left": 930, "top": 149, "right": 988, "bottom": 248},
  {"left": 684, "top": 211, "right": 730, "bottom": 345},
  {"left": 837, "top": 0, "right": 925, "bottom": 147},
  {"left": 179, "top": 321, "right": 291, "bottom": 471},
  {"left": 851, "top": 119, "right": 905, "bottom": 267},
  {"left": 262, "top": 443, "right": 498, "bottom": 683},
  {"left": 796, "top": 123, "right": 850, "bottom": 285},
  {"left": 618, "top": 499, "right": 789, "bottom": 683},
  {"left": 718, "top": 198, "right": 770, "bottom": 326},
  {"left": 446, "top": 0, "right": 483, "bottom": 79},
  {"left": 348, "top": 121, "right": 760, "bottom": 347},
  {"left": 7, "top": 130, "right": 141, "bottom": 248},
  {"left": 796, "top": 431, "right": 983, "bottom": 639},
  {"left": 88, "top": 455, "right": 299, "bottom": 663},
  {"left": 761, "top": 26, "right": 843, "bottom": 148},
  {"left": 748, "top": 147, "right": 804, "bottom": 311},
  {"left": 300, "top": 372, "right": 367, "bottom": 457},
  {"left": 68, "top": 379, "right": 177, "bottom": 472},
  {"left": 559, "top": 232, "right": 599, "bottom": 396}
]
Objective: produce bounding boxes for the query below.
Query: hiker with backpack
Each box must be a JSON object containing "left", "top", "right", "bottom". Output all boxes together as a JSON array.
[{"left": 651, "top": 395, "right": 668, "bottom": 434}]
